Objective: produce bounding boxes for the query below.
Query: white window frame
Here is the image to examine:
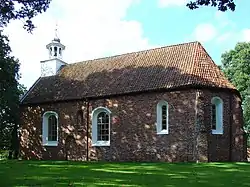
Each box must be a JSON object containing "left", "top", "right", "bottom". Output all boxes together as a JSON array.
[
  {"left": 91, "top": 107, "right": 111, "bottom": 146},
  {"left": 211, "top": 97, "right": 223, "bottom": 134},
  {"left": 42, "top": 111, "right": 59, "bottom": 146},
  {"left": 156, "top": 100, "right": 169, "bottom": 135}
]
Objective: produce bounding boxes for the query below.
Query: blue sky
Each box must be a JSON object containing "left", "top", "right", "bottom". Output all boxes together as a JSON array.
[
  {"left": 126, "top": 0, "right": 250, "bottom": 64},
  {"left": 3, "top": 0, "right": 250, "bottom": 88}
]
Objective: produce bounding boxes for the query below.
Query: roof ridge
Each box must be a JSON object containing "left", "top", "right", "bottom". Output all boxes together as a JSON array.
[
  {"left": 197, "top": 42, "right": 217, "bottom": 66},
  {"left": 194, "top": 42, "right": 236, "bottom": 89},
  {"left": 68, "top": 41, "right": 200, "bottom": 66},
  {"left": 196, "top": 42, "right": 225, "bottom": 74}
]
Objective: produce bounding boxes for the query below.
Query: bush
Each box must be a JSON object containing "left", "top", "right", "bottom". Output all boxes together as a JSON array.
[{"left": 0, "top": 150, "right": 8, "bottom": 160}]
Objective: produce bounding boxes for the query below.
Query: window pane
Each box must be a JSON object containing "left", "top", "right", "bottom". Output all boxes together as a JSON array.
[
  {"left": 97, "top": 112, "right": 109, "bottom": 141},
  {"left": 162, "top": 105, "right": 167, "bottom": 130},
  {"left": 162, "top": 105, "right": 166, "bottom": 112},
  {"left": 48, "top": 115, "right": 57, "bottom": 141},
  {"left": 162, "top": 123, "right": 167, "bottom": 130},
  {"left": 98, "top": 116, "right": 102, "bottom": 123},
  {"left": 97, "top": 135, "right": 102, "bottom": 141},
  {"left": 103, "top": 135, "right": 109, "bottom": 141},
  {"left": 211, "top": 104, "right": 216, "bottom": 130}
]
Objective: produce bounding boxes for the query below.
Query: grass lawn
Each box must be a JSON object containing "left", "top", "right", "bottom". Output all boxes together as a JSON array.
[{"left": 0, "top": 161, "right": 250, "bottom": 186}]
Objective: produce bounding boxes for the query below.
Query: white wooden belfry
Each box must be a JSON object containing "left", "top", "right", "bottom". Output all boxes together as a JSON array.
[{"left": 40, "top": 24, "right": 67, "bottom": 77}]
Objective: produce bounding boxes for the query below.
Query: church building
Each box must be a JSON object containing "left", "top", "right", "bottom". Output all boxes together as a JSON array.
[{"left": 19, "top": 34, "right": 247, "bottom": 162}]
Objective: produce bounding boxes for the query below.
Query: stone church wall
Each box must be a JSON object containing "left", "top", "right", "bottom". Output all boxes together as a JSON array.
[{"left": 20, "top": 89, "right": 246, "bottom": 162}]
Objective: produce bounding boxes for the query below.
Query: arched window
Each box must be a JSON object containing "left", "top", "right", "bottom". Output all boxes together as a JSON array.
[
  {"left": 49, "top": 47, "right": 52, "bottom": 56},
  {"left": 211, "top": 97, "right": 223, "bottom": 134},
  {"left": 54, "top": 46, "right": 57, "bottom": 57},
  {"left": 91, "top": 107, "right": 111, "bottom": 146},
  {"left": 59, "top": 48, "right": 62, "bottom": 56},
  {"left": 48, "top": 115, "right": 57, "bottom": 141},
  {"left": 42, "top": 111, "right": 58, "bottom": 146},
  {"left": 156, "top": 101, "right": 169, "bottom": 134}
]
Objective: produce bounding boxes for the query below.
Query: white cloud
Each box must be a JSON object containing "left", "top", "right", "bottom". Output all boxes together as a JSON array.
[
  {"left": 190, "top": 11, "right": 236, "bottom": 45},
  {"left": 216, "top": 32, "right": 232, "bottom": 42},
  {"left": 214, "top": 11, "right": 229, "bottom": 27},
  {"left": 221, "top": 29, "right": 250, "bottom": 43},
  {"left": 3, "top": 0, "right": 152, "bottom": 89},
  {"left": 158, "top": 0, "right": 187, "bottom": 7},
  {"left": 214, "top": 11, "right": 236, "bottom": 29},
  {"left": 193, "top": 23, "right": 217, "bottom": 43},
  {"left": 242, "top": 29, "right": 250, "bottom": 42}
]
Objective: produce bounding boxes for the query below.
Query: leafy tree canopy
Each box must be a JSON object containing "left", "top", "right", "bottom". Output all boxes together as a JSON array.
[
  {"left": 187, "top": 0, "right": 236, "bottom": 12},
  {"left": 221, "top": 42, "right": 250, "bottom": 101},
  {"left": 0, "top": 32, "right": 20, "bottom": 150},
  {"left": 0, "top": 0, "right": 49, "bottom": 158},
  {"left": 221, "top": 42, "right": 250, "bottom": 142},
  {"left": 0, "top": 0, "right": 52, "bottom": 32}
]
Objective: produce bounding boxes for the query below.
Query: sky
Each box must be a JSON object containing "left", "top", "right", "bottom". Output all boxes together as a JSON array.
[{"left": 3, "top": 0, "right": 250, "bottom": 89}]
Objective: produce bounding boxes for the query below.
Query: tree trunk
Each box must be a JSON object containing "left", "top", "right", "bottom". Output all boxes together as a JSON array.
[
  {"left": 8, "top": 124, "right": 19, "bottom": 160},
  {"left": 193, "top": 90, "right": 201, "bottom": 162},
  {"left": 8, "top": 150, "right": 13, "bottom": 159}
]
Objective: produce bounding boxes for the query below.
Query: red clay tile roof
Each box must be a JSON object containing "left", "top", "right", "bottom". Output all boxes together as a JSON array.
[{"left": 21, "top": 41, "right": 236, "bottom": 104}]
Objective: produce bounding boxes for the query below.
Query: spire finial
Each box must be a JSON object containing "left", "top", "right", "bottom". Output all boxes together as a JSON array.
[
  {"left": 53, "top": 21, "right": 60, "bottom": 42},
  {"left": 55, "top": 21, "right": 58, "bottom": 39}
]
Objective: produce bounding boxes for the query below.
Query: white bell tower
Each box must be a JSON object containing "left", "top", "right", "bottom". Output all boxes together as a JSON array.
[{"left": 40, "top": 24, "right": 67, "bottom": 77}]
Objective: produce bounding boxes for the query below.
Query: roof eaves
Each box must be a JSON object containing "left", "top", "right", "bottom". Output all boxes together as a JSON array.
[
  {"left": 20, "top": 83, "right": 240, "bottom": 106},
  {"left": 20, "top": 77, "right": 42, "bottom": 104}
]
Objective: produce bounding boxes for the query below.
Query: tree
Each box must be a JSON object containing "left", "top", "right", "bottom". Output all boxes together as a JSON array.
[
  {"left": 221, "top": 42, "right": 250, "bottom": 101},
  {"left": 221, "top": 42, "right": 250, "bottom": 145},
  {"left": 0, "top": 0, "right": 52, "bottom": 32},
  {"left": 187, "top": 0, "right": 236, "bottom": 12},
  {"left": 0, "top": 1, "right": 50, "bottom": 159},
  {"left": 0, "top": 32, "right": 20, "bottom": 157}
]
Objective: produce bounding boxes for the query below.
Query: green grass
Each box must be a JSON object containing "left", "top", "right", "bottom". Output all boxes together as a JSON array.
[{"left": 0, "top": 161, "right": 250, "bottom": 186}]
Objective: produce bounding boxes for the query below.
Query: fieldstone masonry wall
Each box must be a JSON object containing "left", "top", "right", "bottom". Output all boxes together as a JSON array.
[{"left": 20, "top": 89, "right": 247, "bottom": 162}]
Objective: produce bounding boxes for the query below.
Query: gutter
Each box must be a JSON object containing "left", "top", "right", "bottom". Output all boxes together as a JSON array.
[
  {"left": 229, "top": 94, "right": 233, "bottom": 161},
  {"left": 194, "top": 90, "right": 200, "bottom": 163},
  {"left": 86, "top": 99, "right": 90, "bottom": 161},
  {"left": 80, "top": 98, "right": 90, "bottom": 161}
]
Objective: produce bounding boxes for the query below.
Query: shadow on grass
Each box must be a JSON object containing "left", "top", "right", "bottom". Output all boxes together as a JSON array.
[{"left": 0, "top": 161, "right": 250, "bottom": 187}]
